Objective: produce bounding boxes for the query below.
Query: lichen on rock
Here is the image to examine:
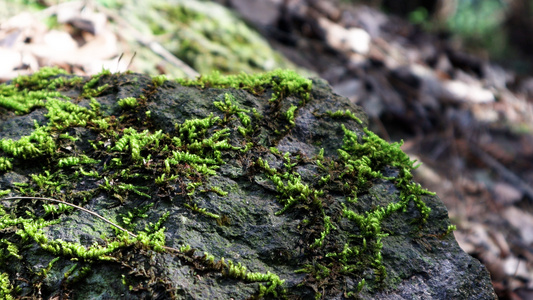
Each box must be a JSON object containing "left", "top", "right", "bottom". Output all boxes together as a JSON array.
[{"left": 0, "top": 68, "right": 496, "bottom": 299}]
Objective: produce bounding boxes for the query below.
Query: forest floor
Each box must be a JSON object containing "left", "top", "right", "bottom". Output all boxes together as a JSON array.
[{"left": 1, "top": 1, "right": 533, "bottom": 299}]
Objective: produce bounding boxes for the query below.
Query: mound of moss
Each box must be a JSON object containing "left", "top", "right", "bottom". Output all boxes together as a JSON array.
[
  {"left": 0, "top": 68, "right": 495, "bottom": 299},
  {"left": 127, "top": 0, "right": 299, "bottom": 75}
]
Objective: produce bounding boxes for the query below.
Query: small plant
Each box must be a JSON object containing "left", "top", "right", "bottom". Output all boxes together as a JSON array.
[
  {"left": 152, "top": 74, "right": 167, "bottom": 88},
  {"left": 326, "top": 109, "right": 363, "bottom": 124},
  {"left": 177, "top": 69, "right": 312, "bottom": 102},
  {"left": 285, "top": 104, "right": 298, "bottom": 126},
  {"left": 184, "top": 203, "right": 220, "bottom": 219},
  {"left": 117, "top": 97, "right": 138, "bottom": 108},
  {"left": 310, "top": 216, "right": 336, "bottom": 248},
  {"left": 0, "top": 157, "right": 12, "bottom": 172}
]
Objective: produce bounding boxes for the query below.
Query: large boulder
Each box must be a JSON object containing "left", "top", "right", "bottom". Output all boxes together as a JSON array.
[{"left": 0, "top": 68, "right": 496, "bottom": 299}]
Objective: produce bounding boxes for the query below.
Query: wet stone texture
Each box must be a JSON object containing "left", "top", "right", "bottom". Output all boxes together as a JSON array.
[{"left": 0, "top": 71, "right": 496, "bottom": 299}]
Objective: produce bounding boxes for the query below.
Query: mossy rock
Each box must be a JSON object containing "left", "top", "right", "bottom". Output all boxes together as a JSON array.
[
  {"left": 0, "top": 68, "right": 496, "bottom": 299},
  {"left": 124, "top": 0, "right": 300, "bottom": 75}
]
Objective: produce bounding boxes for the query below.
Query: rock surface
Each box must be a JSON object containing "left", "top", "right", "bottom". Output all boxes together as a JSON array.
[{"left": 0, "top": 69, "right": 496, "bottom": 299}]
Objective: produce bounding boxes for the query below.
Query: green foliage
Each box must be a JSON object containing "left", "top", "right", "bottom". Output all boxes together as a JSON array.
[
  {"left": 0, "top": 238, "right": 21, "bottom": 261},
  {"left": 179, "top": 244, "right": 192, "bottom": 253},
  {"left": 99, "top": 176, "right": 151, "bottom": 199},
  {"left": 120, "top": 203, "right": 154, "bottom": 229},
  {"left": 0, "top": 272, "right": 14, "bottom": 300},
  {"left": 135, "top": 228, "right": 167, "bottom": 252},
  {"left": 225, "top": 259, "right": 286, "bottom": 297},
  {"left": 444, "top": 224, "right": 457, "bottom": 237},
  {"left": 154, "top": 173, "right": 179, "bottom": 185},
  {"left": 144, "top": 212, "right": 170, "bottom": 234},
  {"left": 256, "top": 121, "right": 435, "bottom": 292},
  {"left": 177, "top": 69, "right": 312, "bottom": 102},
  {"left": 256, "top": 156, "right": 324, "bottom": 215},
  {"left": 0, "top": 157, "right": 12, "bottom": 172},
  {"left": 311, "top": 216, "right": 336, "bottom": 248},
  {"left": 326, "top": 109, "right": 363, "bottom": 124},
  {"left": 0, "top": 196, "right": 170, "bottom": 267},
  {"left": 150, "top": 1, "right": 295, "bottom": 74},
  {"left": 66, "top": 265, "right": 91, "bottom": 285},
  {"left": 0, "top": 123, "right": 55, "bottom": 159},
  {"left": 0, "top": 67, "right": 84, "bottom": 114},
  {"left": 214, "top": 93, "right": 254, "bottom": 137},
  {"left": 110, "top": 128, "right": 164, "bottom": 162},
  {"left": 37, "top": 257, "right": 60, "bottom": 278},
  {"left": 342, "top": 126, "right": 415, "bottom": 170},
  {"left": 82, "top": 69, "right": 111, "bottom": 97},
  {"left": 57, "top": 155, "right": 98, "bottom": 168},
  {"left": 43, "top": 202, "right": 74, "bottom": 215},
  {"left": 184, "top": 203, "right": 220, "bottom": 219},
  {"left": 30, "top": 170, "right": 62, "bottom": 191},
  {"left": 117, "top": 97, "right": 139, "bottom": 108},
  {"left": 77, "top": 168, "right": 100, "bottom": 178},
  {"left": 0, "top": 88, "right": 55, "bottom": 114},
  {"left": 11, "top": 67, "right": 67, "bottom": 90},
  {"left": 152, "top": 74, "right": 167, "bottom": 88},
  {"left": 175, "top": 113, "right": 219, "bottom": 144},
  {"left": 214, "top": 93, "right": 250, "bottom": 120},
  {"left": 295, "top": 263, "right": 330, "bottom": 280},
  {"left": 285, "top": 104, "right": 298, "bottom": 126},
  {"left": 208, "top": 186, "right": 228, "bottom": 196}
]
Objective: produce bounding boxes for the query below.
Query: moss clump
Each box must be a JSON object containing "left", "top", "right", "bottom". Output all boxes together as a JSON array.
[
  {"left": 177, "top": 69, "right": 312, "bottom": 102},
  {"left": 0, "top": 272, "right": 15, "bottom": 300},
  {"left": 142, "top": 1, "right": 297, "bottom": 74}
]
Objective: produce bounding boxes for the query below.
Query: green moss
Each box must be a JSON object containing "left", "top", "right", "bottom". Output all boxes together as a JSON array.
[
  {"left": 43, "top": 202, "right": 74, "bottom": 215},
  {"left": 119, "top": 203, "right": 153, "bottom": 230},
  {"left": 146, "top": 1, "right": 297, "bottom": 74},
  {"left": 177, "top": 69, "right": 312, "bottom": 102},
  {"left": 0, "top": 122, "right": 55, "bottom": 159},
  {"left": 152, "top": 74, "right": 167, "bottom": 88},
  {"left": 0, "top": 69, "right": 439, "bottom": 299},
  {"left": 184, "top": 202, "right": 220, "bottom": 219},
  {"left": 0, "top": 157, "right": 12, "bottom": 171},
  {"left": 254, "top": 117, "right": 434, "bottom": 294},
  {"left": 57, "top": 155, "right": 98, "bottom": 168},
  {"left": 37, "top": 257, "right": 60, "bottom": 278},
  {"left": 0, "top": 272, "right": 14, "bottom": 300},
  {"left": 285, "top": 104, "right": 298, "bottom": 126},
  {"left": 214, "top": 93, "right": 250, "bottom": 122},
  {"left": 326, "top": 109, "right": 363, "bottom": 124},
  {"left": 117, "top": 97, "right": 139, "bottom": 108},
  {"left": 224, "top": 259, "right": 285, "bottom": 297},
  {"left": 110, "top": 128, "right": 164, "bottom": 162}
]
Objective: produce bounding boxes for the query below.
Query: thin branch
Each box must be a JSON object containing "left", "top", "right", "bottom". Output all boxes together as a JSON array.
[
  {"left": 0, "top": 196, "right": 185, "bottom": 253},
  {"left": 1, "top": 196, "right": 184, "bottom": 253},
  {"left": 2, "top": 196, "right": 137, "bottom": 238}
]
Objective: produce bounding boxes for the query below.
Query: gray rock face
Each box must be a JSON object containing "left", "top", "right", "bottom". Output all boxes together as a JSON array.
[{"left": 0, "top": 69, "right": 496, "bottom": 299}]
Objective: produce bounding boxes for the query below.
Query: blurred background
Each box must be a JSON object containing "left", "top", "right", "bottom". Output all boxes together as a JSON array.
[{"left": 1, "top": 0, "right": 533, "bottom": 298}]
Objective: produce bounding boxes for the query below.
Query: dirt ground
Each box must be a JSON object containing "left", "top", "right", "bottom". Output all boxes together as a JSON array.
[{"left": 1, "top": 1, "right": 533, "bottom": 299}]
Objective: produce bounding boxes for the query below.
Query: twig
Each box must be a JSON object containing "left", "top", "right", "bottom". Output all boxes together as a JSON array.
[
  {"left": 2, "top": 196, "right": 137, "bottom": 238},
  {"left": 0, "top": 196, "right": 182, "bottom": 253}
]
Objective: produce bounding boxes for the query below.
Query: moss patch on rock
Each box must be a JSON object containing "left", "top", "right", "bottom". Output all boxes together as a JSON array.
[
  {"left": 0, "top": 68, "right": 495, "bottom": 299},
  {"left": 128, "top": 0, "right": 299, "bottom": 75}
]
